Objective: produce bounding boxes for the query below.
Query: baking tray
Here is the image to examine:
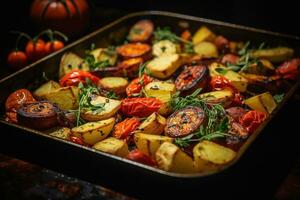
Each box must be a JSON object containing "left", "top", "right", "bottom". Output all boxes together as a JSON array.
[{"left": 0, "top": 11, "right": 300, "bottom": 199}]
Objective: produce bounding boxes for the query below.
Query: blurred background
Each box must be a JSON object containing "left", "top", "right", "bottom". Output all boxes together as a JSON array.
[{"left": 0, "top": 1, "right": 299, "bottom": 199}]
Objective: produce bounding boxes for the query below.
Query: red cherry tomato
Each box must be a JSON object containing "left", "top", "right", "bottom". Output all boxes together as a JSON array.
[
  {"left": 59, "top": 70, "right": 100, "bottom": 86},
  {"left": 45, "top": 40, "right": 65, "bottom": 54},
  {"left": 7, "top": 50, "right": 28, "bottom": 70},
  {"left": 239, "top": 110, "right": 267, "bottom": 133},
  {"left": 214, "top": 35, "right": 229, "bottom": 50},
  {"left": 126, "top": 149, "right": 157, "bottom": 166},
  {"left": 126, "top": 74, "right": 153, "bottom": 97},
  {"left": 276, "top": 58, "right": 300, "bottom": 80},
  {"left": 121, "top": 98, "right": 162, "bottom": 117},
  {"left": 25, "top": 39, "right": 46, "bottom": 62},
  {"left": 70, "top": 136, "right": 86, "bottom": 146},
  {"left": 221, "top": 54, "right": 240, "bottom": 65},
  {"left": 112, "top": 117, "right": 140, "bottom": 140}
]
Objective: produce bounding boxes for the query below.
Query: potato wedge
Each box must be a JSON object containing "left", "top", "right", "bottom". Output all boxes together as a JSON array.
[
  {"left": 49, "top": 127, "right": 71, "bottom": 140},
  {"left": 134, "top": 132, "right": 173, "bottom": 158},
  {"left": 81, "top": 96, "right": 121, "bottom": 122},
  {"left": 98, "top": 77, "right": 128, "bottom": 95},
  {"left": 93, "top": 137, "right": 129, "bottom": 157},
  {"left": 91, "top": 48, "right": 118, "bottom": 66},
  {"left": 72, "top": 118, "right": 115, "bottom": 145},
  {"left": 192, "top": 26, "right": 216, "bottom": 45},
  {"left": 43, "top": 86, "right": 79, "bottom": 110},
  {"left": 209, "top": 62, "right": 248, "bottom": 92},
  {"left": 194, "top": 41, "right": 219, "bottom": 58},
  {"left": 156, "top": 142, "right": 196, "bottom": 173},
  {"left": 137, "top": 112, "right": 166, "bottom": 135},
  {"left": 250, "top": 47, "right": 294, "bottom": 63},
  {"left": 244, "top": 92, "right": 277, "bottom": 114},
  {"left": 193, "top": 140, "right": 237, "bottom": 172},
  {"left": 243, "top": 59, "right": 274, "bottom": 75},
  {"left": 146, "top": 54, "right": 182, "bottom": 79},
  {"left": 59, "top": 52, "right": 89, "bottom": 78},
  {"left": 143, "top": 81, "right": 176, "bottom": 115},
  {"left": 34, "top": 81, "right": 61, "bottom": 99},
  {"left": 152, "top": 40, "right": 180, "bottom": 57},
  {"left": 199, "top": 89, "right": 234, "bottom": 107}
]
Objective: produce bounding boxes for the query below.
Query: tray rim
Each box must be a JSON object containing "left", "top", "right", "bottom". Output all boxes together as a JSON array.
[{"left": 1, "top": 10, "right": 300, "bottom": 179}]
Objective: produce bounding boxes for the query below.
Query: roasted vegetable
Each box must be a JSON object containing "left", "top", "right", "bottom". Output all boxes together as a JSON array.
[
  {"left": 90, "top": 48, "right": 117, "bottom": 66},
  {"left": 242, "top": 59, "right": 274, "bottom": 75},
  {"left": 193, "top": 140, "right": 237, "bottom": 172},
  {"left": 156, "top": 142, "right": 196, "bottom": 173},
  {"left": 126, "top": 74, "right": 153, "bottom": 97},
  {"left": 98, "top": 77, "right": 128, "bottom": 95},
  {"left": 81, "top": 95, "right": 121, "bottom": 122},
  {"left": 49, "top": 127, "right": 71, "bottom": 140},
  {"left": 116, "top": 43, "right": 151, "bottom": 60},
  {"left": 120, "top": 97, "right": 162, "bottom": 117},
  {"left": 34, "top": 81, "right": 61, "bottom": 98},
  {"left": 209, "top": 62, "right": 248, "bottom": 92},
  {"left": 93, "top": 137, "right": 129, "bottom": 157},
  {"left": 60, "top": 70, "right": 100, "bottom": 87},
  {"left": 118, "top": 57, "right": 144, "bottom": 78},
  {"left": 226, "top": 107, "right": 247, "bottom": 122},
  {"left": 251, "top": 47, "right": 294, "bottom": 63},
  {"left": 112, "top": 117, "right": 140, "bottom": 140},
  {"left": 165, "top": 106, "right": 206, "bottom": 138},
  {"left": 143, "top": 81, "right": 176, "bottom": 115},
  {"left": 244, "top": 92, "right": 277, "bottom": 114},
  {"left": 72, "top": 118, "right": 115, "bottom": 145},
  {"left": 276, "top": 58, "right": 300, "bottom": 80},
  {"left": 175, "top": 65, "right": 209, "bottom": 95},
  {"left": 134, "top": 132, "right": 173, "bottom": 158},
  {"left": 152, "top": 40, "right": 180, "bottom": 57},
  {"left": 126, "top": 149, "right": 156, "bottom": 166},
  {"left": 127, "top": 19, "right": 154, "bottom": 42},
  {"left": 199, "top": 89, "right": 234, "bottom": 107},
  {"left": 42, "top": 86, "right": 79, "bottom": 110},
  {"left": 17, "top": 101, "right": 59, "bottom": 130},
  {"left": 59, "top": 52, "right": 89, "bottom": 78},
  {"left": 194, "top": 41, "right": 219, "bottom": 58},
  {"left": 192, "top": 26, "right": 216, "bottom": 44},
  {"left": 239, "top": 110, "right": 266, "bottom": 133},
  {"left": 137, "top": 112, "right": 166, "bottom": 135}
]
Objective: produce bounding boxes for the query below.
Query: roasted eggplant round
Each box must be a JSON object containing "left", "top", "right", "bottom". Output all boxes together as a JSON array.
[
  {"left": 17, "top": 101, "right": 59, "bottom": 130},
  {"left": 165, "top": 106, "right": 206, "bottom": 138},
  {"left": 175, "top": 65, "right": 209, "bottom": 95}
]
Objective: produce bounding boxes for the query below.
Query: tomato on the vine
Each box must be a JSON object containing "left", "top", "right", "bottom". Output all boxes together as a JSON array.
[
  {"left": 7, "top": 51, "right": 28, "bottom": 70},
  {"left": 25, "top": 39, "right": 46, "bottom": 62}
]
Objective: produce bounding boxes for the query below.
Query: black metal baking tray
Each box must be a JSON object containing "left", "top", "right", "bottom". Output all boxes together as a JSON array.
[{"left": 0, "top": 11, "right": 300, "bottom": 199}]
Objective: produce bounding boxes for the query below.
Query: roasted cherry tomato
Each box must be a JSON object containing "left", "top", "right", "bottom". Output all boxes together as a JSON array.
[
  {"left": 5, "top": 89, "right": 36, "bottom": 123},
  {"left": 7, "top": 50, "right": 28, "bottom": 70},
  {"left": 121, "top": 97, "right": 162, "bottom": 117},
  {"left": 45, "top": 40, "right": 65, "bottom": 54},
  {"left": 239, "top": 110, "right": 267, "bottom": 133},
  {"left": 70, "top": 136, "right": 86, "bottom": 146},
  {"left": 126, "top": 74, "right": 153, "bottom": 97},
  {"left": 112, "top": 117, "right": 140, "bottom": 140},
  {"left": 127, "top": 20, "right": 154, "bottom": 42},
  {"left": 181, "top": 30, "right": 191, "bottom": 41},
  {"left": 25, "top": 39, "right": 46, "bottom": 62},
  {"left": 175, "top": 65, "right": 209, "bottom": 95},
  {"left": 221, "top": 54, "right": 240, "bottom": 65},
  {"left": 276, "top": 58, "right": 300, "bottom": 80},
  {"left": 59, "top": 70, "right": 100, "bottom": 86},
  {"left": 214, "top": 35, "right": 229, "bottom": 51},
  {"left": 165, "top": 106, "right": 205, "bottom": 138},
  {"left": 126, "top": 149, "right": 156, "bottom": 166},
  {"left": 116, "top": 43, "right": 151, "bottom": 60}
]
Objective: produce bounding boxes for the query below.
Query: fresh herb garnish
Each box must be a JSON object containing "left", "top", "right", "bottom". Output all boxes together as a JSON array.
[
  {"left": 84, "top": 44, "right": 114, "bottom": 70},
  {"left": 183, "top": 43, "right": 195, "bottom": 54},
  {"left": 171, "top": 89, "right": 230, "bottom": 148},
  {"left": 273, "top": 93, "right": 285, "bottom": 104},
  {"left": 106, "top": 91, "right": 119, "bottom": 99},
  {"left": 153, "top": 27, "right": 193, "bottom": 45},
  {"left": 138, "top": 61, "right": 150, "bottom": 78},
  {"left": 215, "top": 67, "right": 228, "bottom": 75}
]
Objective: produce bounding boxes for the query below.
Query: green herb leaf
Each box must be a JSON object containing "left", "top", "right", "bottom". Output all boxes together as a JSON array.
[
  {"left": 153, "top": 27, "right": 193, "bottom": 45},
  {"left": 215, "top": 67, "right": 228, "bottom": 75},
  {"left": 273, "top": 93, "right": 284, "bottom": 104}
]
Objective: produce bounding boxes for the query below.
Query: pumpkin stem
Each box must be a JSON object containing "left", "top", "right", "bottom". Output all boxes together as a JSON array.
[
  {"left": 38, "top": 29, "right": 54, "bottom": 42},
  {"left": 70, "top": 0, "right": 82, "bottom": 17},
  {"left": 40, "top": 0, "right": 53, "bottom": 20},
  {"left": 61, "top": 0, "right": 72, "bottom": 18},
  {"left": 53, "top": 30, "right": 69, "bottom": 42}
]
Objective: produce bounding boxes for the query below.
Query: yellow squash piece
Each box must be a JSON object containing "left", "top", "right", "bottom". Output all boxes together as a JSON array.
[
  {"left": 146, "top": 54, "right": 182, "bottom": 79},
  {"left": 199, "top": 89, "right": 234, "bottom": 107},
  {"left": 193, "top": 41, "right": 219, "bottom": 58},
  {"left": 209, "top": 62, "right": 248, "bottom": 92},
  {"left": 137, "top": 112, "right": 166, "bottom": 135},
  {"left": 42, "top": 86, "right": 79, "bottom": 110},
  {"left": 81, "top": 95, "right": 121, "bottom": 122},
  {"left": 144, "top": 81, "right": 176, "bottom": 115},
  {"left": 72, "top": 118, "right": 115, "bottom": 145},
  {"left": 192, "top": 26, "right": 216, "bottom": 45},
  {"left": 156, "top": 142, "right": 196, "bottom": 173},
  {"left": 134, "top": 132, "right": 173, "bottom": 158},
  {"left": 244, "top": 92, "right": 277, "bottom": 114},
  {"left": 193, "top": 140, "right": 237, "bottom": 172},
  {"left": 93, "top": 137, "right": 129, "bottom": 157}
]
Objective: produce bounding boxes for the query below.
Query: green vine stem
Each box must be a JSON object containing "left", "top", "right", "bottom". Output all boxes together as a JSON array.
[{"left": 10, "top": 31, "right": 32, "bottom": 51}]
